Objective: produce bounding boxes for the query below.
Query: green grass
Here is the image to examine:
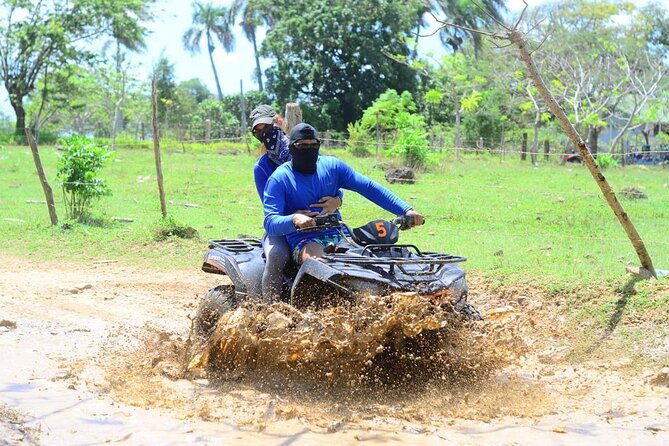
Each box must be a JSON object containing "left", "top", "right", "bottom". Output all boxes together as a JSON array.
[{"left": 1, "top": 143, "right": 668, "bottom": 287}]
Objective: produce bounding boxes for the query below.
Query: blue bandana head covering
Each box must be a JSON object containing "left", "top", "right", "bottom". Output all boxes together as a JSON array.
[{"left": 263, "top": 126, "right": 290, "bottom": 164}]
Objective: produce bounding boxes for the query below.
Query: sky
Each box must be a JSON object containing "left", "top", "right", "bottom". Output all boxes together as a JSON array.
[{"left": 0, "top": 0, "right": 667, "bottom": 120}]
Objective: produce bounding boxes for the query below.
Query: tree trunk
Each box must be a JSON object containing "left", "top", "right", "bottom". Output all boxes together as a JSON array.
[
  {"left": 25, "top": 128, "right": 58, "bottom": 226},
  {"left": 284, "top": 103, "right": 303, "bottom": 134},
  {"left": 455, "top": 104, "right": 461, "bottom": 160},
  {"left": 10, "top": 93, "right": 27, "bottom": 143},
  {"left": 151, "top": 77, "right": 168, "bottom": 218},
  {"left": 510, "top": 29, "right": 656, "bottom": 278},
  {"left": 207, "top": 33, "right": 224, "bottom": 100},
  {"left": 587, "top": 126, "right": 600, "bottom": 156},
  {"left": 531, "top": 111, "right": 540, "bottom": 165},
  {"left": 250, "top": 29, "right": 263, "bottom": 92}
]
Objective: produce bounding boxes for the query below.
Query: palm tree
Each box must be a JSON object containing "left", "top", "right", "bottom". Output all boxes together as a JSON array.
[
  {"left": 231, "top": 0, "right": 264, "bottom": 91},
  {"left": 183, "top": 1, "right": 235, "bottom": 100},
  {"left": 426, "top": 0, "right": 506, "bottom": 58}
]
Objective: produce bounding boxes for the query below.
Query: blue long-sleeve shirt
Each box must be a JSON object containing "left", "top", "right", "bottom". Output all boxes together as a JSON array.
[
  {"left": 263, "top": 156, "right": 412, "bottom": 248},
  {"left": 254, "top": 153, "right": 344, "bottom": 203}
]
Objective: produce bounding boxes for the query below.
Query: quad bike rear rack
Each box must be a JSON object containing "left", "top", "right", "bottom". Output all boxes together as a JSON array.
[{"left": 208, "top": 238, "right": 262, "bottom": 252}]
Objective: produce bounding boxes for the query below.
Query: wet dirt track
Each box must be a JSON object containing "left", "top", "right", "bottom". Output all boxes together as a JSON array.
[{"left": 1, "top": 256, "right": 668, "bottom": 445}]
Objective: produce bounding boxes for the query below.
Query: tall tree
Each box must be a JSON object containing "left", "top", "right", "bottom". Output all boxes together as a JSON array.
[
  {"left": 183, "top": 1, "right": 235, "bottom": 100},
  {"left": 533, "top": 0, "right": 668, "bottom": 154},
  {"left": 257, "top": 0, "right": 422, "bottom": 131},
  {"left": 153, "top": 55, "right": 177, "bottom": 123},
  {"left": 231, "top": 0, "right": 264, "bottom": 91},
  {"left": 426, "top": 0, "right": 506, "bottom": 58},
  {"left": 0, "top": 0, "right": 154, "bottom": 139}
]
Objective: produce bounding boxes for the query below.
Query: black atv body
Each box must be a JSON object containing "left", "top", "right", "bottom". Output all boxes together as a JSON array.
[{"left": 196, "top": 215, "right": 480, "bottom": 337}]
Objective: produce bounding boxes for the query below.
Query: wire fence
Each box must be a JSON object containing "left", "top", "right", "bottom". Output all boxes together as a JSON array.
[{"left": 4, "top": 124, "right": 669, "bottom": 158}]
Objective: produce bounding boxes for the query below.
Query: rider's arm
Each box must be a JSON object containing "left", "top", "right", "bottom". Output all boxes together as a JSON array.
[
  {"left": 336, "top": 159, "right": 412, "bottom": 215},
  {"left": 253, "top": 163, "right": 270, "bottom": 201},
  {"left": 262, "top": 176, "right": 297, "bottom": 236}
]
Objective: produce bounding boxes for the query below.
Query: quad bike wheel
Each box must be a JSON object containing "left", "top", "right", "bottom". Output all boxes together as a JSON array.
[
  {"left": 194, "top": 285, "right": 237, "bottom": 339},
  {"left": 458, "top": 302, "right": 483, "bottom": 321}
]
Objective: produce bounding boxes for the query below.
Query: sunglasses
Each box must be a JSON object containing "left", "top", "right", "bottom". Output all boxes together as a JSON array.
[{"left": 293, "top": 142, "right": 320, "bottom": 150}]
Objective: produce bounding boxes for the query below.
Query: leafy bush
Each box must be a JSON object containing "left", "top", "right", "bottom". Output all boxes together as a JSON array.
[
  {"left": 190, "top": 99, "right": 239, "bottom": 140},
  {"left": 56, "top": 134, "right": 114, "bottom": 221},
  {"left": 595, "top": 153, "right": 619, "bottom": 169},
  {"left": 391, "top": 113, "right": 430, "bottom": 169},
  {"left": 346, "top": 121, "right": 373, "bottom": 157},
  {"left": 347, "top": 89, "right": 430, "bottom": 168},
  {"left": 153, "top": 215, "right": 198, "bottom": 240}
]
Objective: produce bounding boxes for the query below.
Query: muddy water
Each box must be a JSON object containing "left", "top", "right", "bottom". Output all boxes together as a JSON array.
[
  {"left": 1, "top": 258, "right": 669, "bottom": 445},
  {"left": 190, "top": 293, "right": 520, "bottom": 391}
]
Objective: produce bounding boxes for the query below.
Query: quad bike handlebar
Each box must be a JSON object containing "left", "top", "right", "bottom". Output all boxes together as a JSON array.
[{"left": 297, "top": 213, "right": 424, "bottom": 234}]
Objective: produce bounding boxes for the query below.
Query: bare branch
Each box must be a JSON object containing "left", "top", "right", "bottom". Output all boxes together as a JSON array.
[
  {"left": 514, "top": 0, "right": 530, "bottom": 31},
  {"left": 429, "top": 11, "right": 506, "bottom": 41},
  {"left": 470, "top": 0, "right": 509, "bottom": 30}
]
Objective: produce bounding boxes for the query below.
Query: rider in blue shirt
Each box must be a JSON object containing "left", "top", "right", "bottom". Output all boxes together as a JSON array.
[
  {"left": 250, "top": 105, "right": 342, "bottom": 302},
  {"left": 263, "top": 123, "right": 424, "bottom": 264}
]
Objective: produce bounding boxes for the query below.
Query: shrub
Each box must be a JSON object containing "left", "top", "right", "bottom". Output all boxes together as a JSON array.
[
  {"left": 153, "top": 215, "right": 198, "bottom": 240},
  {"left": 56, "top": 134, "right": 114, "bottom": 221},
  {"left": 391, "top": 112, "right": 430, "bottom": 169},
  {"left": 346, "top": 121, "right": 373, "bottom": 157},
  {"left": 595, "top": 153, "right": 619, "bottom": 169}
]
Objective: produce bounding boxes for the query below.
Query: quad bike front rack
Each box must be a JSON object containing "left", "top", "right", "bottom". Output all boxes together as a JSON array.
[{"left": 321, "top": 244, "right": 466, "bottom": 277}]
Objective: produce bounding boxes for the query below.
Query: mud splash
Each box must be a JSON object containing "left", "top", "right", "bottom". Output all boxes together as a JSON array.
[
  {"left": 98, "top": 292, "right": 552, "bottom": 428},
  {"left": 190, "top": 293, "right": 524, "bottom": 389}
]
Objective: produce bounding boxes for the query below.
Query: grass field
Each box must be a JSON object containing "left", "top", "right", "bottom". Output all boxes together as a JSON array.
[{"left": 1, "top": 142, "right": 668, "bottom": 287}]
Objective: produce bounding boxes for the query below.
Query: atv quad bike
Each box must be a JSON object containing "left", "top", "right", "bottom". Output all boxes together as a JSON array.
[{"left": 195, "top": 214, "right": 481, "bottom": 338}]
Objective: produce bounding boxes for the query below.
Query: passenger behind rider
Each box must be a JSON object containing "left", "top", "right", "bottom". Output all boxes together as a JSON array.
[
  {"left": 249, "top": 105, "right": 343, "bottom": 302},
  {"left": 263, "top": 123, "right": 424, "bottom": 265}
]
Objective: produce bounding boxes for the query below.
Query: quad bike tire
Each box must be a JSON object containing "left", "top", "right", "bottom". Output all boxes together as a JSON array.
[
  {"left": 459, "top": 302, "right": 483, "bottom": 321},
  {"left": 194, "top": 285, "right": 237, "bottom": 339}
]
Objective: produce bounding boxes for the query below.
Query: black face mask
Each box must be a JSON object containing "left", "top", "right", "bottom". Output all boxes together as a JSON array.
[{"left": 290, "top": 144, "right": 319, "bottom": 174}]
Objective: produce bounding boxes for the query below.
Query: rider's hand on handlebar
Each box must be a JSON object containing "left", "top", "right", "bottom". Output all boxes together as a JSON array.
[
  {"left": 405, "top": 209, "right": 425, "bottom": 228},
  {"left": 309, "top": 195, "right": 341, "bottom": 215},
  {"left": 292, "top": 213, "right": 316, "bottom": 229},
  {"left": 295, "top": 209, "right": 319, "bottom": 217}
]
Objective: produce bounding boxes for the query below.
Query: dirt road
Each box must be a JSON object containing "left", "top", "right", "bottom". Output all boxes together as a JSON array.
[{"left": 1, "top": 256, "right": 668, "bottom": 445}]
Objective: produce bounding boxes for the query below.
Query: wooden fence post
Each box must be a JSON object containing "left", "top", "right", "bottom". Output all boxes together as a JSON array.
[
  {"left": 284, "top": 103, "right": 303, "bottom": 134},
  {"left": 204, "top": 119, "right": 211, "bottom": 144},
  {"left": 151, "top": 76, "right": 168, "bottom": 218},
  {"left": 25, "top": 128, "right": 58, "bottom": 226},
  {"left": 521, "top": 132, "right": 528, "bottom": 160},
  {"left": 544, "top": 139, "right": 550, "bottom": 161}
]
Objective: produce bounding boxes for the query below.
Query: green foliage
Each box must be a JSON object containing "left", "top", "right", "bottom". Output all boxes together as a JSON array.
[
  {"left": 154, "top": 55, "right": 177, "bottom": 123},
  {"left": 153, "top": 215, "right": 199, "bottom": 241},
  {"left": 0, "top": 0, "right": 155, "bottom": 137},
  {"left": 346, "top": 121, "right": 373, "bottom": 157},
  {"left": 391, "top": 113, "right": 430, "bottom": 169},
  {"left": 360, "top": 90, "right": 416, "bottom": 131},
  {"left": 258, "top": 0, "right": 422, "bottom": 130},
  {"left": 462, "top": 109, "right": 505, "bottom": 146},
  {"left": 460, "top": 90, "right": 483, "bottom": 112},
  {"left": 595, "top": 153, "right": 619, "bottom": 169},
  {"left": 183, "top": 1, "right": 235, "bottom": 99},
  {"left": 56, "top": 134, "right": 114, "bottom": 221},
  {"left": 349, "top": 88, "right": 430, "bottom": 167},
  {"left": 190, "top": 99, "right": 239, "bottom": 139},
  {"left": 220, "top": 90, "right": 271, "bottom": 127}
]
